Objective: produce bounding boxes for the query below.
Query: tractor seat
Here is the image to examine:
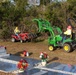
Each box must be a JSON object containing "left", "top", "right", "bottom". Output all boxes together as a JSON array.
[{"left": 71, "top": 29, "right": 76, "bottom": 40}]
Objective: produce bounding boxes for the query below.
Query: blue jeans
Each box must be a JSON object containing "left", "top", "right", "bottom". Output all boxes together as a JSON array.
[{"left": 15, "top": 33, "right": 21, "bottom": 40}]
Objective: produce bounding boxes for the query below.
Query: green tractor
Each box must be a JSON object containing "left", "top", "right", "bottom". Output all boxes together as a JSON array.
[{"left": 32, "top": 18, "right": 76, "bottom": 52}]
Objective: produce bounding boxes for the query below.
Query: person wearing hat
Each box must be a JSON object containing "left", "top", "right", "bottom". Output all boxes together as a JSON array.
[{"left": 64, "top": 25, "right": 72, "bottom": 38}]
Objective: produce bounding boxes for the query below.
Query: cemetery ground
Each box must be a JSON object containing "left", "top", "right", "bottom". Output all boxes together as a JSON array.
[{"left": 0, "top": 40, "right": 76, "bottom": 75}]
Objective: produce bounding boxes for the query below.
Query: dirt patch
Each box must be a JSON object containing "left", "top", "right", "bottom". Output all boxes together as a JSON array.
[{"left": 0, "top": 72, "right": 15, "bottom": 75}]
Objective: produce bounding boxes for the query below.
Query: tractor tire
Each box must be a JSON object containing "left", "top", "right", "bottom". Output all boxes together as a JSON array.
[
  {"left": 48, "top": 45, "right": 54, "bottom": 51},
  {"left": 27, "top": 39, "right": 31, "bottom": 42},
  {"left": 11, "top": 38, "right": 15, "bottom": 42},
  {"left": 63, "top": 43, "right": 72, "bottom": 52}
]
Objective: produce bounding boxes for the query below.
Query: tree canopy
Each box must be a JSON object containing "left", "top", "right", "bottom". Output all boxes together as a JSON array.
[{"left": 0, "top": 0, "right": 76, "bottom": 39}]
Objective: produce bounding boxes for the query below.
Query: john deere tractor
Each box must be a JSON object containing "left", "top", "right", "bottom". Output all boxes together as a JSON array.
[{"left": 32, "top": 18, "right": 76, "bottom": 53}]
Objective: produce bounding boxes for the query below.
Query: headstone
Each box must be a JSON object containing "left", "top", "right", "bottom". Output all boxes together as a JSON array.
[{"left": 0, "top": 46, "right": 10, "bottom": 58}]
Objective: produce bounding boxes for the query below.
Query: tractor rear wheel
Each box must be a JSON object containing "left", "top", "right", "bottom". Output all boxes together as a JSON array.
[
  {"left": 48, "top": 45, "right": 54, "bottom": 51},
  {"left": 63, "top": 43, "right": 72, "bottom": 52}
]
